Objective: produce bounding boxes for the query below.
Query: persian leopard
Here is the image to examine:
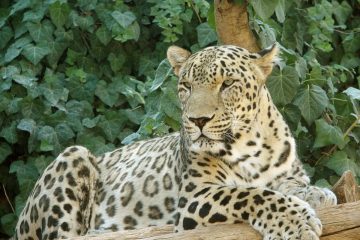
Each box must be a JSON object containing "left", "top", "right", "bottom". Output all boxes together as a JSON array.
[{"left": 15, "top": 44, "right": 336, "bottom": 240}]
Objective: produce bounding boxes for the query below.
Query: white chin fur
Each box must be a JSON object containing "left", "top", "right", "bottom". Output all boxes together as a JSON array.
[
  {"left": 190, "top": 132, "right": 202, "bottom": 141},
  {"left": 189, "top": 137, "right": 222, "bottom": 153}
]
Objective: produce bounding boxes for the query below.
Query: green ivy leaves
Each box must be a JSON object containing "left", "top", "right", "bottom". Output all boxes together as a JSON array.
[
  {"left": 293, "top": 85, "right": 329, "bottom": 125},
  {"left": 0, "top": 142, "right": 11, "bottom": 164},
  {"left": 150, "top": 59, "right": 172, "bottom": 92},
  {"left": 95, "top": 80, "right": 119, "bottom": 107},
  {"left": 22, "top": 43, "right": 51, "bottom": 65},
  {"left": 0, "top": 214, "right": 17, "bottom": 236},
  {"left": 266, "top": 67, "right": 331, "bottom": 126},
  {"left": 98, "top": 111, "right": 127, "bottom": 142},
  {"left": 250, "top": 0, "right": 278, "bottom": 20},
  {"left": 0, "top": 122, "right": 18, "bottom": 144},
  {"left": 17, "top": 118, "right": 36, "bottom": 133},
  {"left": 314, "top": 119, "right": 346, "bottom": 148},
  {"left": 96, "top": 26, "right": 112, "bottom": 45},
  {"left": 49, "top": 1, "right": 70, "bottom": 28},
  {"left": 112, "top": 11, "right": 136, "bottom": 28},
  {"left": 149, "top": 0, "right": 209, "bottom": 42},
  {"left": 0, "top": 26, "right": 13, "bottom": 49},
  {"left": 267, "top": 66, "right": 300, "bottom": 105},
  {"left": 325, "top": 151, "right": 360, "bottom": 177},
  {"left": 9, "top": 161, "right": 38, "bottom": 196},
  {"left": 26, "top": 21, "right": 53, "bottom": 43},
  {"left": 196, "top": 23, "right": 217, "bottom": 47},
  {"left": 344, "top": 87, "right": 360, "bottom": 101}
]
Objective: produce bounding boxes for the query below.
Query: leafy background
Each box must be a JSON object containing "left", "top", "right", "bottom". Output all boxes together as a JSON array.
[{"left": 0, "top": 0, "right": 359, "bottom": 237}]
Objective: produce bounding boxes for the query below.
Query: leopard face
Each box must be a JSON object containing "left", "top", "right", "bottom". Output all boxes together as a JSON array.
[{"left": 167, "top": 45, "right": 278, "bottom": 154}]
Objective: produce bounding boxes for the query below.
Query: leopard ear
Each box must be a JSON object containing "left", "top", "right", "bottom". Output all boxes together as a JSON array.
[
  {"left": 167, "top": 46, "right": 191, "bottom": 76},
  {"left": 253, "top": 43, "right": 279, "bottom": 82}
]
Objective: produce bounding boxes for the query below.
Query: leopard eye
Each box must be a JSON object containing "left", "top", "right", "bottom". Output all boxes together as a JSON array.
[
  {"left": 223, "top": 79, "right": 234, "bottom": 86},
  {"left": 183, "top": 82, "right": 192, "bottom": 90},
  {"left": 221, "top": 79, "right": 235, "bottom": 90}
]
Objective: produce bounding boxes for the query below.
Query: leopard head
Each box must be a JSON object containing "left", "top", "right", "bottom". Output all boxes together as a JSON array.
[{"left": 167, "top": 45, "right": 278, "bottom": 152}]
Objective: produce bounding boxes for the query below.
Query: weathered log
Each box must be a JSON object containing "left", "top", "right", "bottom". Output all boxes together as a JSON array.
[
  {"left": 71, "top": 201, "right": 360, "bottom": 240},
  {"left": 214, "top": 0, "right": 260, "bottom": 52},
  {"left": 332, "top": 170, "right": 360, "bottom": 204}
]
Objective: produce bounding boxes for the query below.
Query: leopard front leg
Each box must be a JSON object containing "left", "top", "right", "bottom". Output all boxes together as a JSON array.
[
  {"left": 275, "top": 177, "right": 337, "bottom": 209},
  {"left": 176, "top": 184, "right": 322, "bottom": 240}
]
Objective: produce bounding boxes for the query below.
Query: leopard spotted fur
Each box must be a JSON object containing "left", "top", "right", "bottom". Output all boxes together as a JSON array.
[{"left": 15, "top": 45, "right": 336, "bottom": 240}]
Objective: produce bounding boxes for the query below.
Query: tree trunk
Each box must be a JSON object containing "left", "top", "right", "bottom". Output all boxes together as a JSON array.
[{"left": 214, "top": 0, "right": 260, "bottom": 52}]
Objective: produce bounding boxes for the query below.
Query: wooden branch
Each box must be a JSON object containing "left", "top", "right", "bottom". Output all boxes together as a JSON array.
[
  {"left": 214, "top": 0, "right": 260, "bottom": 52},
  {"left": 71, "top": 201, "right": 360, "bottom": 240},
  {"left": 332, "top": 170, "right": 360, "bottom": 204},
  {"left": 321, "top": 228, "right": 360, "bottom": 240}
]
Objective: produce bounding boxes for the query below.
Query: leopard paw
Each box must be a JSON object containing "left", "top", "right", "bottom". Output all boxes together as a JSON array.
[
  {"left": 256, "top": 196, "right": 322, "bottom": 240},
  {"left": 304, "top": 186, "right": 337, "bottom": 209}
]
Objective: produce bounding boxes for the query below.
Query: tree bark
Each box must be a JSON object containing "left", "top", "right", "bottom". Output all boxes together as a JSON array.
[
  {"left": 332, "top": 170, "right": 360, "bottom": 204},
  {"left": 214, "top": 0, "right": 260, "bottom": 52},
  {"left": 70, "top": 201, "right": 360, "bottom": 240}
]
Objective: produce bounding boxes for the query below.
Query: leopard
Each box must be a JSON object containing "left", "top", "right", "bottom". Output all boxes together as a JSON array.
[{"left": 15, "top": 44, "right": 337, "bottom": 240}]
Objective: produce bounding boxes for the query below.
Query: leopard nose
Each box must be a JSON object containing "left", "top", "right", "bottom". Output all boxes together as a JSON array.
[{"left": 189, "top": 116, "right": 213, "bottom": 130}]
